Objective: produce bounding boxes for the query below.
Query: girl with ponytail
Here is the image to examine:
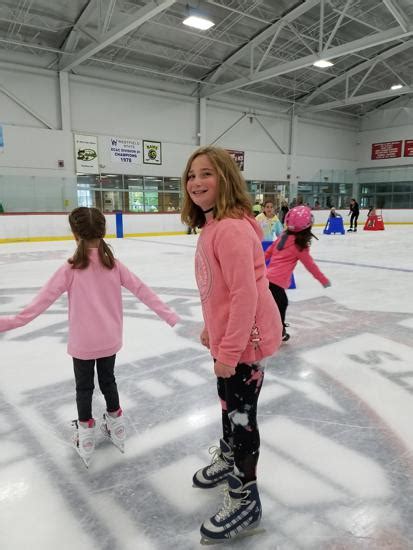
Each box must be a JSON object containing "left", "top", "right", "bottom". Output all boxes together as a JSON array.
[{"left": 0, "top": 207, "right": 179, "bottom": 467}]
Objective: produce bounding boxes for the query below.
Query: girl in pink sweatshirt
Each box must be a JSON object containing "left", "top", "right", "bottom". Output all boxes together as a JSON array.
[
  {"left": 0, "top": 207, "right": 179, "bottom": 467},
  {"left": 265, "top": 205, "right": 331, "bottom": 342},
  {"left": 181, "top": 146, "right": 282, "bottom": 545}
]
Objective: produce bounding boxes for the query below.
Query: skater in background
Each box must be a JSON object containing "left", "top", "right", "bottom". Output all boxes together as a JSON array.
[
  {"left": 278, "top": 199, "right": 289, "bottom": 224},
  {"left": 0, "top": 207, "right": 179, "bottom": 467},
  {"left": 347, "top": 198, "right": 360, "bottom": 232},
  {"left": 265, "top": 205, "right": 331, "bottom": 342},
  {"left": 329, "top": 206, "right": 341, "bottom": 218},
  {"left": 182, "top": 146, "right": 282, "bottom": 545},
  {"left": 255, "top": 200, "right": 283, "bottom": 241}
]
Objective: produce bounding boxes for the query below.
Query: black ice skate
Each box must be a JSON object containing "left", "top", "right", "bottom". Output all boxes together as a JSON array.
[
  {"left": 193, "top": 438, "right": 234, "bottom": 488},
  {"left": 200, "top": 473, "right": 263, "bottom": 545}
]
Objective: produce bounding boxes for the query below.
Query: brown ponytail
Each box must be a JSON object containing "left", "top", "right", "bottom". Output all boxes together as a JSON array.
[{"left": 68, "top": 207, "right": 115, "bottom": 269}]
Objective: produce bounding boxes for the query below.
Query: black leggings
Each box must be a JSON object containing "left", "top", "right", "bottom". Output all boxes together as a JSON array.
[
  {"left": 269, "top": 282, "right": 288, "bottom": 329},
  {"left": 73, "top": 354, "right": 120, "bottom": 421},
  {"left": 217, "top": 362, "right": 264, "bottom": 482},
  {"left": 350, "top": 212, "right": 359, "bottom": 229}
]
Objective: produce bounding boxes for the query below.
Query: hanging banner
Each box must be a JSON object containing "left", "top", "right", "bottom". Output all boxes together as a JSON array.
[
  {"left": 74, "top": 134, "right": 98, "bottom": 173},
  {"left": 143, "top": 140, "right": 162, "bottom": 164},
  {"left": 109, "top": 136, "right": 142, "bottom": 164},
  {"left": 226, "top": 149, "right": 245, "bottom": 171},
  {"left": 0, "top": 125, "right": 4, "bottom": 154},
  {"left": 371, "top": 141, "right": 402, "bottom": 160},
  {"left": 403, "top": 139, "right": 413, "bottom": 157}
]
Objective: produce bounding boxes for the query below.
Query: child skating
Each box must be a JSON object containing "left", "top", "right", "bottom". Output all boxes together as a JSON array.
[
  {"left": 0, "top": 207, "right": 179, "bottom": 467},
  {"left": 255, "top": 200, "right": 283, "bottom": 241},
  {"left": 182, "top": 146, "right": 282, "bottom": 544},
  {"left": 265, "top": 205, "right": 331, "bottom": 342}
]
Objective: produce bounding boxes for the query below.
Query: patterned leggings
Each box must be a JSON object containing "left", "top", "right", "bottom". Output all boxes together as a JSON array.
[{"left": 217, "top": 362, "right": 264, "bottom": 482}]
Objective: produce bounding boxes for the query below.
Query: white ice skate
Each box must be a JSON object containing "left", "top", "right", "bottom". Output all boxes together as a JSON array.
[
  {"left": 101, "top": 410, "right": 125, "bottom": 453},
  {"left": 72, "top": 419, "right": 96, "bottom": 468}
]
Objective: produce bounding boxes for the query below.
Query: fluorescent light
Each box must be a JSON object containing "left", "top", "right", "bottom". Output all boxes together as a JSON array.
[
  {"left": 183, "top": 15, "right": 214, "bottom": 30},
  {"left": 391, "top": 84, "right": 403, "bottom": 90},
  {"left": 313, "top": 59, "right": 334, "bottom": 68}
]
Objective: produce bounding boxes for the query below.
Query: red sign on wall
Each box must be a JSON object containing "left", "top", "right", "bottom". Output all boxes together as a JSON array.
[
  {"left": 404, "top": 140, "right": 413, "bottom": 157},
  {"left": 371, "top": 141, "right": 402, "bottom": 159}
]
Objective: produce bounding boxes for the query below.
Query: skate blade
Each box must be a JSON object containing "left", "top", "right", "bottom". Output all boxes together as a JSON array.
[
  {"left": 200, "top": 525, "right": 265, "bottom": 545},
  {"left": 101, "top": 425, "right": 125, "bottom": 453},
  {"left": 75, "top": 449, "right": 92, "bottom": 469}
]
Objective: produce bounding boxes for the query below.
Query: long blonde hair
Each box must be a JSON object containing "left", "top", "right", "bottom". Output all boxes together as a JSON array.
[
  {"left": 68, "top": 207, "right": 115, "bottom": 269},
  {"left": 181, "top": 146, "right": 253, "bottom": 229}
]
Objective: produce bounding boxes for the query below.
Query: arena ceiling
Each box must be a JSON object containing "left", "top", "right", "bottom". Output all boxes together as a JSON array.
[{"left": 0, "top": 0, "right": 412, "bottom": 117}]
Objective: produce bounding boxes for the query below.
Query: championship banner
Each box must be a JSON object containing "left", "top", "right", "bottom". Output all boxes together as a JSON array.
[
  {"left": 74, "top": 134, "right": 98, "bottom": 173},
  {"left": 110, "top": 136, "right": 142, "bottom": 164},
  {"left": 403, "top": 139, "right": 413, "bottom": 157},
  {"left": 143, "top": 140, "right": 162, "bottom": 164},
  {"left": 226, "top": 149, "right": 245, "bottom": 171},
  {"left": 371, "top": 141, "right": 402, "bottom": 160}
]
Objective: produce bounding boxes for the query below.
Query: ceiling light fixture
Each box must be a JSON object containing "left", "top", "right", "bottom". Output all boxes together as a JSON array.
[
  {"left": 390, "top": 84, "right": 403, "bottom": 90},
  {"left": 313, "top": 59, "right": 334, "bottom": 68},
  {"left": 183, "top": 15, "right": 214, "bottom": 30}
]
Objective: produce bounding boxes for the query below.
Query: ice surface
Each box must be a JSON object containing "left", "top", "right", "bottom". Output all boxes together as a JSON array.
[{"left": 0, "top": 226, "right": 412, "bottom": 549}]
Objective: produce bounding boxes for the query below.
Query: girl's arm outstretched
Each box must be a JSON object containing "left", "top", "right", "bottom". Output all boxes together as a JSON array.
[
  {"left": 0, "top": 265, "right": 71, "bottom": 332},
  {"left": 118, "top": 262, "right": 180, "bottom": 326}
]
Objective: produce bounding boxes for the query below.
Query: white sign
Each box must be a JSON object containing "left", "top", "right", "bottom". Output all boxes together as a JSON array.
[
  {"left": 110, "top": 136, "right": 142, "bottom": 165},
  {"left": 143, "top": 140, "right": 162, "bottom": 164},
  {"left": 74, "top": 134, "right": 98, "bottom": 173}
]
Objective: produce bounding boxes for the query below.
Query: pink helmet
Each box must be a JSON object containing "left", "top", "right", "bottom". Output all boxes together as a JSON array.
[{"left": 285, "top": 205, "right": 313, "bottom": 232}]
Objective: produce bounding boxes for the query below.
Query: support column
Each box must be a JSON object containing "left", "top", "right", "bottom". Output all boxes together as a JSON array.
[
  {"left": 287, "top": 111, "right": 299, "bottom": 201},
  {"left": 59, "top": 71, "right": 71, "bottom": 131}
]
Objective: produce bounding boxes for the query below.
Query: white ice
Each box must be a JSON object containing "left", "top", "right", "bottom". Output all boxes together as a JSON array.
[{"left": 0, "top": 225, "right": 412, "bottom": 549}]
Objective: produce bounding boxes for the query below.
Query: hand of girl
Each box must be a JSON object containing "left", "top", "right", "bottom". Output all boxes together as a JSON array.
[
  {"left": 214, "top": 361, "right": 236, "bottom": 378},
  {"left": 200, "top": 327, "right": 210, "bottom": 348}
]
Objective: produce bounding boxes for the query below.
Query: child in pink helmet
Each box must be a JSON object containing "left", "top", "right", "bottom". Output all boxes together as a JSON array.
[{"left": 264, "top": 205, "right": 331, "bottom": 341}]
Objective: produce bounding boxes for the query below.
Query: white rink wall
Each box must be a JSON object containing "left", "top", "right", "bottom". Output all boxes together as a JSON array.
[
  {"left": 0, "top": 209, "right": 413, "bottom": 242},
  {"left": 0, "top": 213, "right": 186, "bottom": 242}
]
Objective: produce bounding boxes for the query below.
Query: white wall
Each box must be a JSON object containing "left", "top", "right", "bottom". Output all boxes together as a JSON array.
[
  {"left": 0, "top": 213, "right": 186, "bottom": 242},
  {"left": 357, "top": 106, "right": 413, "bottom": 168},
  {"left": 1, "top": 210, "right": 412, "bottom": 242},
  {"left": 0, "top": 65, "right": 359, "bottom": 184}
]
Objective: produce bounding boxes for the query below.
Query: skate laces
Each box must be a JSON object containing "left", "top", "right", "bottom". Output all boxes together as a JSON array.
[
  {"left": 215, "top": 485, "right": 250, "bottom": 520},
  {"left": 207, "top": 446, "right": 229, "bottom": 474}
]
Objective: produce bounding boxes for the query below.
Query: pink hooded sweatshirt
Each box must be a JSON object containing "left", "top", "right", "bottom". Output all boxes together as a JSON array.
[
  {"left": 265, "top": 234, "right": 329, "bottom": 289},
  {"left": 195, "top": 216, "right": 282, "bottom": 367},
  {"left": 0, "top": 249, "right": 179, "bottom": 360}
]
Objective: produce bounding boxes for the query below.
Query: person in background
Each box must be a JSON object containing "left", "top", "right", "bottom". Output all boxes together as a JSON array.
[
  {"left": 0, "top": 207, "right": 179, "bottom": 468},
  {"left": 265, "top": 205, "right": 331, "bottom": 342},
  {"left": 181, "top": 146, "right": 282, "bottom": 545},
  {"left": 252, "top": 199, "right": 262, "bottom": 217},
  {"left": 329, "top": 206, "right": 341, "bottom": 218},
  {"left": 347, "top": 198, "right": 360, "bottom": 232},
  {"left": 314, "top": 200, "right": 321, "bottom": 210},
  {"left": 278, "top": 199, "right": 289, "bottom": 225},
  {"left": 255, "top": 200, "right": 283, "bottom": 241},
  {"left": 167, "top": 202, "right": 176, "bottom": 211}
]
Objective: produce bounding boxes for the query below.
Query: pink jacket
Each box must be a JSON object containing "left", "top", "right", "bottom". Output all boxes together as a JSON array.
[
  {"left": 265, "top": 234, "right": 329, "bottom": 288},
  {"left": 195, "top": 216, "right": 282, "bottom": 367},
  {"left": 0, "top": 249, "right": 179, "bottom": 360}
]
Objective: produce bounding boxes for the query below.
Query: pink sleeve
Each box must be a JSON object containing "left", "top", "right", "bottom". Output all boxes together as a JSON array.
[
  {"left": 117, "top": 261, "right": 180, "bottom": 326},
  {"left": 297, "top": 247, "right": 329, "bottom": 286},
  {"left": 0, "top": 264, "right": 71, "bottom": 332},
  {"left": 214, "top": 223, "right": 258, "bottom": 366}
]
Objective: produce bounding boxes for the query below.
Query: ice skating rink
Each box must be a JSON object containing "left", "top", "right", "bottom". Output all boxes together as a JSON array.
[{"left": 1, "top": 225, "right": 412, "bottom": 550}]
